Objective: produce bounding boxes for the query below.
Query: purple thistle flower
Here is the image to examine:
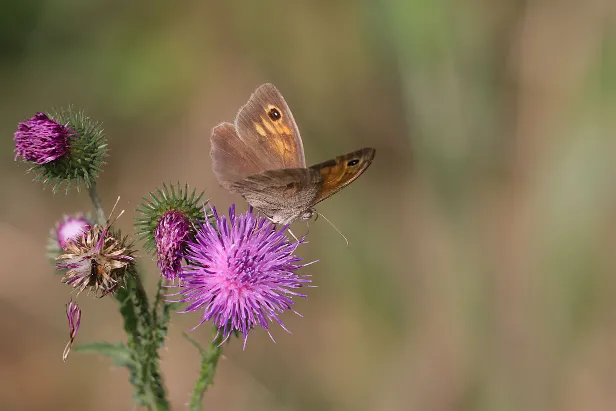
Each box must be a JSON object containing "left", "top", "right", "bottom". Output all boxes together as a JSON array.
[
  {"left": 175, "top": 204, "right": 313, "bottom": 348},
  {"left": 14, "top": 112, "right": 73, "bottom": 164},
  {"left": 56, "top": 215, "right": 91, "bottom": 249},
  {"left": 154, "top": 211, "right": 191, "bottom": 282},
  {"left": 63, "top": 299, "right": 81, "bottom": 361}
]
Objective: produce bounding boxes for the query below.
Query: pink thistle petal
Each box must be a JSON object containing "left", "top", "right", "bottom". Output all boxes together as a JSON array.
[{"left": 14, "top": 112, "right": 73, "bottom": 164}]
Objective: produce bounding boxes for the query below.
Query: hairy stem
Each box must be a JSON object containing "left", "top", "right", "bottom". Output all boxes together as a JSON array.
[
  {"left": 88, "top": 184, "right": 168, "bottom": 410},
  {"left": 88, "top": 183, "right": 106, "bottom": 225},
  {"left": 185, "top": 329, "right": 224, "bottom": 411}
]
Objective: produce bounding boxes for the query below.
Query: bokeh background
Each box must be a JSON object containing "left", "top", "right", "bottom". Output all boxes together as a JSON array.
[{"left": 1, "top": 1, "right": 616, "bottom": 410}]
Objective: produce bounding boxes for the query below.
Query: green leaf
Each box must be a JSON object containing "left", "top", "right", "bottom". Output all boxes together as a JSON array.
[{"left": 73, "top": 341, "right": 135, "bottom": 368}]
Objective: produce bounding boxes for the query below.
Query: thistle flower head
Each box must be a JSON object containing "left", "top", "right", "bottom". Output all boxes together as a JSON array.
[
  {"left": 135, "top": 183, "right": 208, "bottom": 281},
  {"left": 14, "top": 108, "right": 107, "bottom": 193},
  {"left": 14, "top": 112, "right": 73, "bottom": 164},
  {"left": 63, "top": 299, "right": 81, "bottom": 361},
  {"left": 154, "top": 211, "right": 191, "bottom": 282},
  {"left": 175, "top": 204, "right": 313, "bottom": 348},
  {"left": 56, "top": 215, "right": 91, "bottom": 249},
  {"left": 47, "top": 213, "right": 93, "bottom": 263},
  {"left": 56, "top": 223, "right": 135, "bottom": 296}
]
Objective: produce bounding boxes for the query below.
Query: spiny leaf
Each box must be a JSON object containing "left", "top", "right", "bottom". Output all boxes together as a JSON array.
[{"left": 73, "top": 342, "right": 135, "bottom": 368}]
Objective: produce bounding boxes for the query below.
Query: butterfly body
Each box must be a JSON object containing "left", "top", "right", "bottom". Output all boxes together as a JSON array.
[{"left": 210, "top": 83, "right": 375, "bottom": 225}]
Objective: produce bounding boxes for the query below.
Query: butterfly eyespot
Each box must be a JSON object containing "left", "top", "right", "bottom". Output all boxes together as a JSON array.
[
  {"left": 347, "top": 159, "right": 360, "bottom": 166},
  {"left": 268, "top": 107, "right": 282, "bottom": 121}
]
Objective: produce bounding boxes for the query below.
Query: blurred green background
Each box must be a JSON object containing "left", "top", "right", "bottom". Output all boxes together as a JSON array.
[{"left": 1, "top": 0, "right": 616, "bottom": 410}]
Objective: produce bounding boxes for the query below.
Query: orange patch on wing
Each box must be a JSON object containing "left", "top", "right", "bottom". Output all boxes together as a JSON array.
[
  {"left": 269, "top": 135, "right": 287, "bottom": 157},
  {"left": 261, "top": 117, "right": 276, "bottom": 134},
  {"left": 273, "top": 123, "right": 292, "bottom": 135},
  {"left": 254, "top": 123, "right": 267, "bottom": 136}
]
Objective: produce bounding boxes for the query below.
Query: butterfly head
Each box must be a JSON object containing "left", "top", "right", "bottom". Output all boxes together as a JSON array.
[
  {"left": 300, "top": 208, "right": 315, "bottom": 222},
  {"left": 269, "top": 208, "right": 315, "bottom": 226}
]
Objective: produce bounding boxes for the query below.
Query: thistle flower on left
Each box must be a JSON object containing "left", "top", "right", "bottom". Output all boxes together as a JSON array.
[
  {"left": 47, "top": 214, "right": 93, "bottom": 263},
  {"left": 14, "top": 112, "right": 73, "bottom": 164},
  {"left": 56, "top": 224, "right": 135, "bottom": 296},
  {"left": 13, "top": 109, "right": 107, "bottom": 192}
]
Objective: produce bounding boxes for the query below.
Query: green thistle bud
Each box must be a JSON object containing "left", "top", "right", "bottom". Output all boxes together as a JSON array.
[
  {"left": 135, "top": 183, "right": 210, "bottom": 281},
  {"left": 14, "top": 108, "right": 107, "bottom": 193}
]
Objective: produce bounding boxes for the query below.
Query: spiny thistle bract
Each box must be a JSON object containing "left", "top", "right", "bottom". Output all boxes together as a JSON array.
[{"left": 135, "top": 183, "right": 209, "bottom": 281}]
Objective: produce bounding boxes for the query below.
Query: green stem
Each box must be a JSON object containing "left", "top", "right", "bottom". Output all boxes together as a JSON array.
[
  {"left": 88, "top": 183, "right": 106, "bottom": 225},
  {"left": 88, "top": 184, "right": 169, "bottom": 410},
  {"left": 185, "top": 329, "right": 224, "bottom": 411}
]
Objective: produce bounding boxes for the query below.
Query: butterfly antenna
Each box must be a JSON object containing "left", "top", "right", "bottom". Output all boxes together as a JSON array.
[{"left": 316, "top": 212, "right": 349, "bottom": 247}]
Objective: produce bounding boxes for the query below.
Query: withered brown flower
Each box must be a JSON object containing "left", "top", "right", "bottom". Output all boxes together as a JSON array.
[{"left": 57, "top": 224, "right": 135, "bottom": 296}]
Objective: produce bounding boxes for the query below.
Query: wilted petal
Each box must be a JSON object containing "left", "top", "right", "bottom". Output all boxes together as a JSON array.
[{"left": 63, "top": 300, "right": 82, "bottom": 361}]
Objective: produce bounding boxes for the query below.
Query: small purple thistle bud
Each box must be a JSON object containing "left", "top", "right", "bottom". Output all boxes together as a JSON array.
[
  {"left": 14, "top": 112, "right": 73, "bottom": 164},
  {"left": 174, "top": 204, "right": 313, "bottom": 349},
  {"left": 63, "top": 299, "right": 81, "bottom": 361},
  {"left": 56, "top": 216, "right": 91, "bottom": 249},
  {"left": 154, "top": 211, "right": 191, "bottom": 282}
]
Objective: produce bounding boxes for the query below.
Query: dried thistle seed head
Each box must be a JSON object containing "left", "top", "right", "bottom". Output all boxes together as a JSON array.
[{"left": 56, "top": 224, "right": 135, "bottom": 296}]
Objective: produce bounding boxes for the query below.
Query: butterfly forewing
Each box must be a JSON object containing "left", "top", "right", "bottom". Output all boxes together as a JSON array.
[
  {"left": 235, "top": 83, "right": 306, "bottom": 170},
  {"left": 210, "top": 122, "right": 267, "bottom": 188}
]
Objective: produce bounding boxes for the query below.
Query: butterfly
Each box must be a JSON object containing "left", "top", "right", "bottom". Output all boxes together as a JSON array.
[{"left": 210, "top": 83, "right": 375, "bottom": 226}]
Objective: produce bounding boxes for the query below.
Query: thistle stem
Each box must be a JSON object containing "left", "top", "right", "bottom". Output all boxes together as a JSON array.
[
  {"left": 87, "top": 183, "right": 169, "bottom": 410},
  {"left": 185, "top": 329, "right": 224, "bottom": 411},
  {"left": 88, "top": 183, "right": 106, "bottom": 225}
]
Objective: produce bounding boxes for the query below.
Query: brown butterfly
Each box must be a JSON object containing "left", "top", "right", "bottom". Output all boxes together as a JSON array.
[{"left": 210, "top": 83, "right": 375, "bottom": 226}]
